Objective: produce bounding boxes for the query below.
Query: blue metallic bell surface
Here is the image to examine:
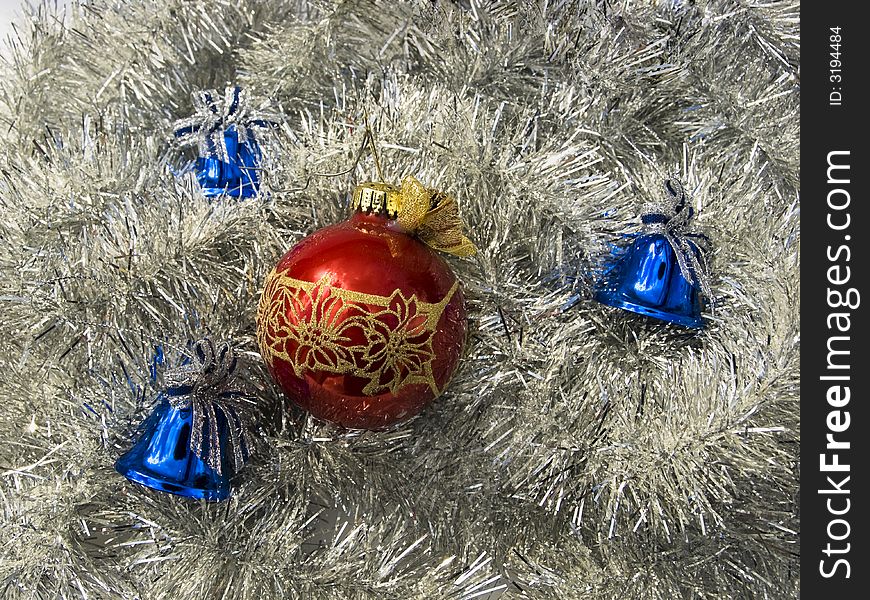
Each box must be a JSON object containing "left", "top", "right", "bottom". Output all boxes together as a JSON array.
[
  {"left": 595, "top": 234, "right": 704, "bottom": 329},
  {"left": 194, "top": 125, "right": 262, "bottom": 198},
  {"left": 115, "top": 395, "right": 244, "bottom": 501}
]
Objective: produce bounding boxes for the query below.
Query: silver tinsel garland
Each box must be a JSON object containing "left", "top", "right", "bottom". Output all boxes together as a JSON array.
[{"left": 0, "top": 1, "right": 799, "bottom": 598}]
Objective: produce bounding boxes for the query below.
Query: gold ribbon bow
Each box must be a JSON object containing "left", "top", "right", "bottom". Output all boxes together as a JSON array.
[
  {"left": 394, "top": 176, "right": 477, "bottom": 257},
  {"left": 352, "top": 176, "right": 477, "bottom": 257}
]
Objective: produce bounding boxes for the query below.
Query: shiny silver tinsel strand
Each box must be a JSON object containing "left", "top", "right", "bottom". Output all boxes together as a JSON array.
[{"left": 1, "top": 1, "right": 798, "bottom": 598}]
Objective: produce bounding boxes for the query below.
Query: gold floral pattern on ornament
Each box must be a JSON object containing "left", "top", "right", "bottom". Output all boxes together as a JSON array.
[{"left": 257, "top": 269, "right": 458, "bottom": 396}]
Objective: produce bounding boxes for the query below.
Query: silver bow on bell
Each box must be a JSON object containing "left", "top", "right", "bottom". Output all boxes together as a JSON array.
[
  {"left": 172, "top": 86, "right": 279, "bottom": 163},
  {"left": 639, "top": 178, "right": 714, "bottom": 302},
  {"left": 164, "top": 339, "right": 251, "bottom": 475}
]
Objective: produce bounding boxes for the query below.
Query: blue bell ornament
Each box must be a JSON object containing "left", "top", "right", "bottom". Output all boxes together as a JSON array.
[
  {"left": 173, "top": 86, "right": 277, "bottom": 198},
  {"left": 594, "top": 178, "right": 713, "bottom": 329},
  {"left": 115, "top": 340, "right": 250, "bottom": 501}
]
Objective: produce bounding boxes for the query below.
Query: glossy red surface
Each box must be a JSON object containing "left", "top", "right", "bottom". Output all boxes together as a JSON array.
[{"left": 258, "top": 212, "right": 467, "bottom": 429}]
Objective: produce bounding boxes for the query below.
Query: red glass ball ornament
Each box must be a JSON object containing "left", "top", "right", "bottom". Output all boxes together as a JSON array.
[{"left": 257, "top": 182, "right": 468, "bottom": 429}]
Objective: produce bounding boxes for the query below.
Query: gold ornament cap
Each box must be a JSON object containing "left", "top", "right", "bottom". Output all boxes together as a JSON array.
[
  {"left": 351, "top": 176, "right": 477, "bottom": 258},
  {"left": 352, "top": 181, "right": 402, "bottom": 218}
]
